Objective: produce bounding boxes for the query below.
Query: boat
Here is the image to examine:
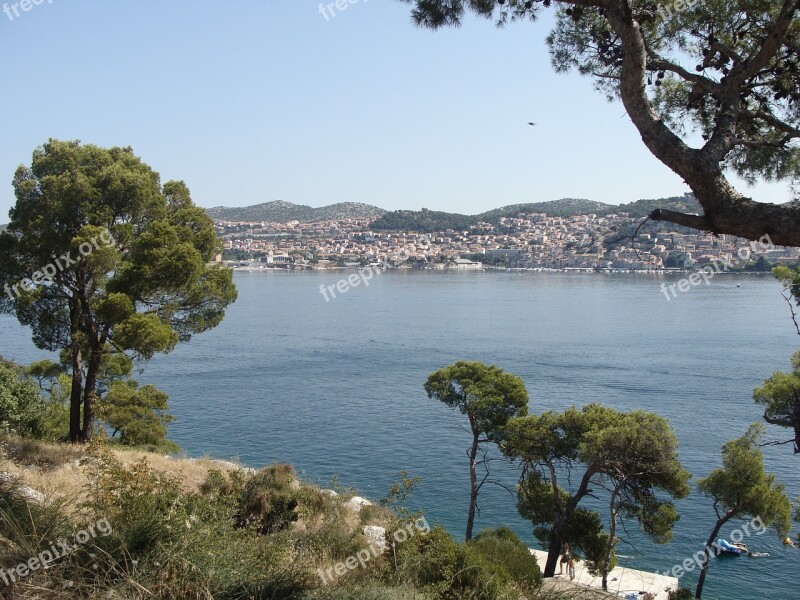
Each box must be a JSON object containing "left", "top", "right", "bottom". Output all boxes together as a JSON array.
[{"left": 715, "top": 538, "right": 748, "bottom": 556}]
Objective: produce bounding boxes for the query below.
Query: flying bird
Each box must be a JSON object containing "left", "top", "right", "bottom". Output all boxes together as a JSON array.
[{"left": 528, "top": 122, "right": 537, "bottom": 126}]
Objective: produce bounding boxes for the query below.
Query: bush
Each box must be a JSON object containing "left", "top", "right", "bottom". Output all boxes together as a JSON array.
[
  {"left": 470, "top": 527, "right": 542, "bottom": 593},
  {"left": 238, "top": 464, "right": 300, "bottom": 534},
  {"left": 0, "top": 359, "right": 47, "bottom": 439},
  {"left": 392, "top": 525, "right": 527, "bottom": 600}
]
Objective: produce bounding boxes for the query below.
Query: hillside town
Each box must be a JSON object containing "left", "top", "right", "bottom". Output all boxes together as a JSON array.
[{"left": 214, "top": 211, "right": 799, "bottom": 271}]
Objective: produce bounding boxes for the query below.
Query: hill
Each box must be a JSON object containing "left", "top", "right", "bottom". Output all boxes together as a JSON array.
[
  {"left": 477, "top": 198, "right": 612, "bottom": 221},
  {"left": 370, "top": 195, "right": 702, "bottom": 231},
  {"left": 205, "top": 200, "right": 386, "bottom": 222},
  {"left": 369, "top": 208, "right": 475, "bottom": 232}
]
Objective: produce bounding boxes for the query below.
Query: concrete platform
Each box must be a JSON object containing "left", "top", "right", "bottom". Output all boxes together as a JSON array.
[{"left": 530, "top": 549, "right": 679, "bottom": 600}]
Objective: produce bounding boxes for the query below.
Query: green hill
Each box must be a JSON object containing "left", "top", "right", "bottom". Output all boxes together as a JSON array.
[
  {"left": 370, "top": 208, "right": 475, "bottom": 232},
  {"left": 370, "top": 195, "right": 702, "bottom": 231},
  {"left": 477, "top": 198, "right": 613, "bottom": 221},
  {"left": 206, "top": 201, "right": 386, "bottom": 222}
]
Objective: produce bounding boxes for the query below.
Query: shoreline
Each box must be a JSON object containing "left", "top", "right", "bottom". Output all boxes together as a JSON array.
[{"left": 228, "top": 264, "right": 776, "bottom": 276}]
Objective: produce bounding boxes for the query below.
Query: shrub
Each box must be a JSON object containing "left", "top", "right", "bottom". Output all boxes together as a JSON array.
[
  {"left": 470, "top": 527, "right": 541, "bottom": 593},
  {"left": 0, "top": 359, "right": 47, "bottom": 439},
  {"left": 391, "top": 525, "right": 523, "bottom": 600},
  {"left": 238, "top": 463, "right": 300, "bottom": 534}
]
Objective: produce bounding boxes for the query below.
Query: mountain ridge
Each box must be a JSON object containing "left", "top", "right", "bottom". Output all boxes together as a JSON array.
[
  {"left": 204, "top": 195, "right": 703, "bottom": 229},
  {"left": 206, "top": 201, "right": 386, "bottom": 222}
]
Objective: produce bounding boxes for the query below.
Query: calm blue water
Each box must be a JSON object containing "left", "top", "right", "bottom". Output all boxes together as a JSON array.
[{"left": 1, "top": 270, "right": 798, "bottom": 599}]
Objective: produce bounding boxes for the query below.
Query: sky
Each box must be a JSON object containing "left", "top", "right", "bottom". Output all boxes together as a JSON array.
[{"left": 0, "top": 0, "right": 793, "bottom": 221}]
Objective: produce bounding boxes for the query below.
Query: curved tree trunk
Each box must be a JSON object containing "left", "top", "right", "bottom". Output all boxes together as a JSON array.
[
  {"left": 695, "top": 511, "right": 733, "bottom": 599},
  {"left": 606, "top": 0, "right": 800, "bottom": 248},
  {"left": 542, "top": 467, "right": 596, "bottom": 577}
]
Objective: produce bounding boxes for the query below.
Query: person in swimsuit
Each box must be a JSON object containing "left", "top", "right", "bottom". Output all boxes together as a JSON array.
[{"left": 559, "top": 543, "right": 570, "bottom": 575}]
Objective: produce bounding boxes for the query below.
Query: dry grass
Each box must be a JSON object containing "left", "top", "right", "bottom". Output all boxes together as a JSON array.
[{"left": 0, "top": 435, "right": 248, "bottom": 508}]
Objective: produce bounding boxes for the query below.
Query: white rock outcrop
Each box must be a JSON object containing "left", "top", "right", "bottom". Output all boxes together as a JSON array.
[
  {"left": 362, "top": 525, "right": 387, "bottom": 548},
  {"left": 344, "top": 496, "right": 373, "bottom": 512}
]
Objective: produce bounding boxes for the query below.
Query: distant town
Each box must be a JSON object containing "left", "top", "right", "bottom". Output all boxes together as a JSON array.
[{"left": 214, "top": 209, "right": 800, "bottom": 272}]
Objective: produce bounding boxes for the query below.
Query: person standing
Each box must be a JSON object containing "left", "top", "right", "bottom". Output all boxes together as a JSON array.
[{"left": 559, "top": 543, "right": 570, "bottom": 575}]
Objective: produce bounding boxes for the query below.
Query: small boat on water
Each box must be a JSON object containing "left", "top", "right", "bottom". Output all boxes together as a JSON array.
[{"left": 715, "top": 538, "right": 748, "bottom": 556}]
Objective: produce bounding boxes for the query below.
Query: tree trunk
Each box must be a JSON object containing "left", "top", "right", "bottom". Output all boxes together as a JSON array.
[
  {"left": 602, "top": 501, "right": 620, "bottom": 591},
  {"left": 68, "top": 301, "right": 83, "bottom": 443},
  {"left": 80, "top": 348, "right": 102, "bottom": 442},
  {"left": 542, "top": 467, "right": 596, "bottom": 578},
  {"left": 606, "top": 0, "right": 800, "bottom": 248},
  {"left": 465, "top": 431, "right": 479, "bottom": 542},
  {"left": 695, "top": 512, "right": 733, "bottom": 599},
  {"left": 544, "top": 522, "right": 565, "bottom": 577},
  {"left": 69, "top": 344, "right": 83, "bottom": 443}
]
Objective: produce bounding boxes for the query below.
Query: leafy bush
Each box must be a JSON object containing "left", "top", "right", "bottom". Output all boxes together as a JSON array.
[
  {"left": 0, "top": 359, "right": 47, "bottom": 439},
  {"left": 238, "top": 463, "right": 300, "bottom": 534},
  {"left": 392, "top": 525, "right": 525, "bottom": 600},
  {"left": 470, "top": 527, "right": 542, "bottom": 593}
]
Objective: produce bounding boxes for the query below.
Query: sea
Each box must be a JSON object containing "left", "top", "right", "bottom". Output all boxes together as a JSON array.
[{"left": 1, "top": 269, "right": 798, "bottom": 599}]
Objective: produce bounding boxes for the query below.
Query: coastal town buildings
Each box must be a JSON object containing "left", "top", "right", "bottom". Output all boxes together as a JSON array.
[{"left": 214, "top": 211, "right": 799, "bottom": 271}]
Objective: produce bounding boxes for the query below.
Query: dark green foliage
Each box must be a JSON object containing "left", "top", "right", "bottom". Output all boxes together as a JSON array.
[
  {"left": 505, "top": 404, "right": 690, "bottom": 580},
  {"left": 371, "top": 208, "right": 475, "bottom": 232},
  {"left": 101, "top": 379, "right": 174, "bottom": 447},
  {"left": 0, "top": 139, "right": 238, "bottom": 442},
  {"left": 470, "top": 527, "right": 542, "bottom": 593},
  {"left": 695, "top": 425, "right": 792, "bottom": 598},
  {"left": 0, "top": 358, "right": 47, "bottom": 438},
  {"left": 753, "top": 350, "right": 800, "bottom": 453},
  {"left": 425, "top": 361, "right": 528, "bottom": 541},
  {"left": 238, "top": 464, "right": 301, "bottom": 534}
]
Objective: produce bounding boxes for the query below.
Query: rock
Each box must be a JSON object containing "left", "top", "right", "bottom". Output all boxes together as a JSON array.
[
  {"left": 0, "top": 472, "right": 47, "bottom": 505},
  {"left": 344, "top": 496, "right": 373, "bottom": 512},
  {"left": 320, "top": 488, "right": 338, "bottom": 497},
  {"left": 207, "top": 459, "right": 255, "bottom": 475},
  {"left": 363, "top": 525, "right": 387, "bottom": 548}
]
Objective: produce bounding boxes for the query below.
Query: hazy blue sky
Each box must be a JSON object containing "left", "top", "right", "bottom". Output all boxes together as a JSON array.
[{"left": 0, "top": 1, "right": 792, "bottom": 220}]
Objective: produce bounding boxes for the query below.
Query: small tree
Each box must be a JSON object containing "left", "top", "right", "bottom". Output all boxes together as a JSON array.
[
  {"left": 753, "top": 350, "right": 800, "bottom": 453},
  {"left": 102, "top": 380, "right": 174, "bottom": 448},
  {"left": 584, "top": 410, "right": 690, "bottom": 590},
  {"left": 505, "top": 405, "right": 690, "bottom": 580},
  {"left": 695, "top": 424, "right": 792, "bottom": 599},
  {"left": 424, "top": 360, "right": 528, "bottom": 541}
]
